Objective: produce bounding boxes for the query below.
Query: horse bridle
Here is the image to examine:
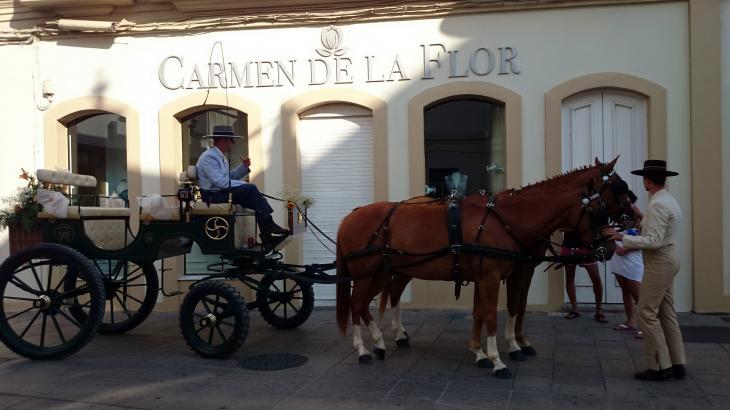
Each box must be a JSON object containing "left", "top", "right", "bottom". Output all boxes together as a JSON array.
[{"left": 572, "top": 168, "right": 633, "bottom": 261}]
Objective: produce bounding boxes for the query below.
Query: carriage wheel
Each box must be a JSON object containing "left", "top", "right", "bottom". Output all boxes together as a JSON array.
[
  {"left": 65, "top": 260, "right": 158, "bottom": 334},
  {"left": 179, "top": 281, "right": 249, "bottom": 359},
  {"left": 0, "top": 243, "right": 105, "bottom": 360},
  {"left": 256, "top": 275, "right": 314, "bottom": 329}
]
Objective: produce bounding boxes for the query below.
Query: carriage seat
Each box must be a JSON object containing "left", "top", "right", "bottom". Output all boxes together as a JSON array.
[
  {"left": 35, "top": 169, "right": 130, "bottom": 219},
  {"left": 35, "top": 169, "right": 130, "bottom": 250}
]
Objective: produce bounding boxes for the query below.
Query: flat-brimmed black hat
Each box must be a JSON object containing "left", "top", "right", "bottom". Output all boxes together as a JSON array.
[
  {"left": 631, "top": 159, "right": 678, "bottom": 177},
  {"left": 203, "top": 125, "right": 244, "bottom": 139}
]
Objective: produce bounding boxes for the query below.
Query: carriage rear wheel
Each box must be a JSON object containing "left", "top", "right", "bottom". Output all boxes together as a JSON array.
[
  {"left": 256, "top": 275, "right": 314, "bottom": 329},
  {"left": 64, "top": 260, "right": 158, "bottom": 334},
  {"left": 0, "top": 243, "right": 105, "bottom": 360},
  {"left": 179, "top": 281, "right": 249, "bottom": 359}
]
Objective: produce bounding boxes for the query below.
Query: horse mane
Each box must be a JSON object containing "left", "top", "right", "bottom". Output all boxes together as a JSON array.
[{"left": 504, "top": 164, "right": 601, "bottom": 196}]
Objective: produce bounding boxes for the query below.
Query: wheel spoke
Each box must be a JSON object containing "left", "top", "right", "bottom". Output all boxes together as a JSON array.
[
  {"left": 270, "top": 301, "right": 283, "bottom": 313},
  {"left": 39, "top": 314, "right": 48, "bottom": 347},
  {"left": 214, "top": 324, "right": 227, "bottom": 342},
  {"left": 52, "top": 270, "right": 71, "bottom": 293},
  {"left": 55, "top": 284, "right": 89, "bottom": 301},
  {"left": 219, "top": 320, "right": 234, "bottom": 327},
  {"left": 6, "top": 306, "right": 35, "bottom": 321},
  {"left": 57, "top": 309, "right": 82, "bottom": 329},
  {"left": 19, "top": 310, "right": 42, "bottom": 338},
  {"left": 9, "top": 277, "right": 40, "bottom": 296},
  {"left": 118, "top": 292, "right": 144, "bottom": 305},
  {"left": 50, "top": 313, "right": 66, "bottom": 344},
  {"left": 286, "top": 302, "right": 300, "bottom": 314},
  {"left": 214, "top": 295, "right": 221, "bottom": 315},
  {"left": 109, "top": 296, "right": 115, "bottom": 323},
  {"left": 207, "top": 326, "right": 214, "bottom": 345},
  {"left": 30, "top": 262, "right": 44, "bottom": 293},
  {"left": 1, "top": 296, "right": 37, "bottom": 302},
  {"left": 114, "top": 293, "right": 134, "bottom": 319},
  {"left": 46, "top": 264, "right": 53, "bottom": 291},
  {"left": 194, "top": 324, "right": 206, "bottom": 335},
  {"left": 125, "top": 273, "right": 145, "bottom": 283},
  {"left": 201, "top": 300, "right": 212, "bottom": 315}
]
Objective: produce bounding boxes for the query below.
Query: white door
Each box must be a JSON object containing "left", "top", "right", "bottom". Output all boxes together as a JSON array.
[
  {"left": 299, "top": 104, "right": 374, "bottom": 306},
  {"left": 562, "top": 91, "right": 647, "bottom": 304}
]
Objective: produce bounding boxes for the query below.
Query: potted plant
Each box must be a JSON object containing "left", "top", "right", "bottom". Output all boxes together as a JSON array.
[{"left": 0, "top": 169, "right": 45, "bottom": 253}]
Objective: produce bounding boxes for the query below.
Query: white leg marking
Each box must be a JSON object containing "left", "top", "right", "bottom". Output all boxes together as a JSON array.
[
  {"left": 504, "top": 315, "right": 521, "bottom": 353},
  {"left": 391, "top": 305, "right": 408, "bottom": 341},
  {"left": 518, "top": 338, "right": 532, "bottom": 348},
  {"left": 368, "top": 321, "right": 386, "bottom": 350},
  {"left": 352, "top": 325, "right": 370, "bottom": 357},
  {"left": 470, "top": 345, "right": 488, "bottom": 363},
  {"left": 486, "top": 335, "right": 507, "bottom": 371}
]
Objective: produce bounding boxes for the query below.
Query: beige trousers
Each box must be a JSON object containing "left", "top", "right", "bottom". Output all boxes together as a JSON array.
[{"left": 637, "top": 245, "right": 686, "bottom": 370}]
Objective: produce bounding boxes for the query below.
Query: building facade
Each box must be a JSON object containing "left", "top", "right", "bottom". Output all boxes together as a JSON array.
[{"left": 0, "top": 0, "right": 727, "bottom": 312}]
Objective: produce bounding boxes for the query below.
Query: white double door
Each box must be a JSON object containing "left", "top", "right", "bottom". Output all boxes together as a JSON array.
[
  {"left": 299, "top": 104, "right": 375, "bottom": 306},
  {"left": 562, "top": 91, "right": 648, "bottom": 304}
]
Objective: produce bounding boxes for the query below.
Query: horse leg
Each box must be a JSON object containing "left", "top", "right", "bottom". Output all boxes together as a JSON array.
[
  {"left": 389, "top": 275, "right": 411, "bottom": 348},
  {"left": 469, "top": 284, "right": 491, "bottom": 368},
  {"left": 364, "top": 278, "right": 388, "bottom": 360},
  {"left": 351, "top": 278, "right": 374, "bottom": 364},
  {"left": 516, "top": 267, "right": 537, "bottom": 356},
  {"left": 478, "top": 276, "right": 512, "bottom": 379},
  {"left": 505, "top": 271, "right": 527, "bottom": 362}
]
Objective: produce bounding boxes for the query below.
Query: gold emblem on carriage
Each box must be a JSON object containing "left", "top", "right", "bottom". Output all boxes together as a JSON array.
[
  {"left": 54, "top": 224, "right": 74, "bottom": 243},
  {"left": 204, "top": 217, "right": 229, "bottom": 240}
]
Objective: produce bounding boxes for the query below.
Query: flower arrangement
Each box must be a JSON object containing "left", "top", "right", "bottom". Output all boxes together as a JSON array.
[
  {"left": 0, "top": 169, "right": 44, "bottom": 231},
  {"left": 279, "top": 186, "right": 315, "bottom": 210}
]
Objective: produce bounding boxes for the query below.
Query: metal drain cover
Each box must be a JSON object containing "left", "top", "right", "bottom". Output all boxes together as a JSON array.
[{"left": 237, "top": 353, "right": 308, "bottom": 371}]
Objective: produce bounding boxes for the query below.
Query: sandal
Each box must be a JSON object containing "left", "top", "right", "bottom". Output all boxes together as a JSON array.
[
  {"left": 565, "top": 311, "right": 581, "bottom": 320},
  {"left": 594, "top": 313, "right": 608, "bottom": 323},
  {"left": 614, "top": 323, "right": 637, "bottom": 331}
]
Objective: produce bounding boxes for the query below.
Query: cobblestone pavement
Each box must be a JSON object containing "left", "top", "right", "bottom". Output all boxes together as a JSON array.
[{"left": 1, "top": 308, "right": 730, "bottom": 409}]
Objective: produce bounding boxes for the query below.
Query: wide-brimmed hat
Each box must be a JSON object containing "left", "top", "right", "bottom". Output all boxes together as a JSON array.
[
  {"left": 203, "top": 125, "right": 244, "bottom": 139},
  {"left": 631, "top": 159, "right": 678, "bottom": 177}
]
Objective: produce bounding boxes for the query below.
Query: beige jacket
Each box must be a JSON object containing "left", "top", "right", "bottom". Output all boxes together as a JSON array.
[{"left": 622, "top": 188, "right": 681, "bottom": 250}]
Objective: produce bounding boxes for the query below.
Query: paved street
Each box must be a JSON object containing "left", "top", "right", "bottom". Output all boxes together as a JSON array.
[{"left": 1, "top": 307, "right": 730, "bottom": 409}]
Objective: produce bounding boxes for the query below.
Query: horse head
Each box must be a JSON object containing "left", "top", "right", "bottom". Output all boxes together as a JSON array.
[{"left": 573, "top": 157, "right": 635, "bottom": 260}]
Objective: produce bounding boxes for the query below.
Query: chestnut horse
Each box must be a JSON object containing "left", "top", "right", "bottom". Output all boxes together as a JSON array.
[
  {"left": 376, "top": 159, "right": 630, "bottom": 362},
  {"left": 336, "top": 160, "right": 628, "bottom": 378}
]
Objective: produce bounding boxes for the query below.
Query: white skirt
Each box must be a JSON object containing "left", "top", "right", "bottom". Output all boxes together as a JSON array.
[{"left": 612, "top": 241, "right": 644, "bottom": 282}]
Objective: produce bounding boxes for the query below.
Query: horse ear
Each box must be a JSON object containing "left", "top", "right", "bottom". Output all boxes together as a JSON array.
[
  {"left": 607, "top": 156, "right": 619, "bottom": 169},
  {"left": 594, "top": 157, "right": 602, "bottom": 166}
]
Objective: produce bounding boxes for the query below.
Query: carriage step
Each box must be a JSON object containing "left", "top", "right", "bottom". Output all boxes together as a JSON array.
[{"left": 165, "top": 291, "right": 184, "bottom": 296}]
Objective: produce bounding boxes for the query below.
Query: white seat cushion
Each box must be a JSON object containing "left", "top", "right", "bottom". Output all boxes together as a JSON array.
[
  {"left": 36, "top": 169, "right": 96, "bottom": 187},
  {"left": 38, "top": 207, "right": 130, "bottom": 219}
]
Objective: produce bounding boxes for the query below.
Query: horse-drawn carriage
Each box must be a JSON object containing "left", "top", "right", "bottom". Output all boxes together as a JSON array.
[
  {"left": 0, "top": 159, "right": 634, "bottom": 378},
  {"left": 0, "top": 167, "right": 334, "bottom": 360}
]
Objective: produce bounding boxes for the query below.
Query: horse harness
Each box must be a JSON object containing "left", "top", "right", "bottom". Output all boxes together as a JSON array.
[{"left": 342, "top": 170, "right": 625, "bottom": 299}]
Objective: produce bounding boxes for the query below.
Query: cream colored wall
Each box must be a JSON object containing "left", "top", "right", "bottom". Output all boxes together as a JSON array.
[
  {"left": 0, "top": 43, "right": 43, "bottom": 262},
  {"left": 0, "top": 2, "right": 695, "bottom": 310},
  {"left": 722, "top": 0, "right": 730, "bottom": 296}
]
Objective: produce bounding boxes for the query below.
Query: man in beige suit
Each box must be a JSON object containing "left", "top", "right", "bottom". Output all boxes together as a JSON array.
[{"left": 603, "top": 159, "right": 686, "bottom": 381}]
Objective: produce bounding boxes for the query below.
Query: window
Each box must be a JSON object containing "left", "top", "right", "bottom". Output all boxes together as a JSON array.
[
  {"left": 180, "top": 108, "right": 248, "bottom": 172},
  {"left": 424, "top": 98, "right": 505, "bottom": 196},
  {"left": 68, "top": 113, "right": 127, "bottom": 205}
]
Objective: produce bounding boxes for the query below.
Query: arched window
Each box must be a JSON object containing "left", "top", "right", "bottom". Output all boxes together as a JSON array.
[
  {"left": 424, "top": 97, "right": 505, "bottom": 196},
  {"left": 68, "top": 113, "right": 127, "bottom": 204},
  {"left": 180, "top": 108, "right": 248, "bottom": 172}
]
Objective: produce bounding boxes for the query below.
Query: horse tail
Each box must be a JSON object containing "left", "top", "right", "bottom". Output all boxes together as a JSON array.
[{"left": 336, "top": 240, "right": 351, "bottom": 335}]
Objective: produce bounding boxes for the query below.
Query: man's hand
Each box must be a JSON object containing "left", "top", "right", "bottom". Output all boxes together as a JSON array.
[
  {"left": 615, "top": 246, "right": 627, "bottom": 256},
  {"left": 240, "top": 156, "right": 251, "bottom": 168},
  {"left": 602, "top": 227, "right": 623, "bottom": 241}
]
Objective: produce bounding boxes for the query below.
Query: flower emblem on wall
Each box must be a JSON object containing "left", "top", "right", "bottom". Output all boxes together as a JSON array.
[{"left": 316, "top": 25, "right": 347, "bottom": 57}]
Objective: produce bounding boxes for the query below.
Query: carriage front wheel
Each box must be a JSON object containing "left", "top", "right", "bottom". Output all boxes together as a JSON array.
[
  {"left": 256, "top": 275, "right": 314, "bottom": 329},
  {"left": 179, "top": 281, "right": 249, "bottom": 359},
  {"left": 0, "top": 243, "right": 105, "bottom": 360}
]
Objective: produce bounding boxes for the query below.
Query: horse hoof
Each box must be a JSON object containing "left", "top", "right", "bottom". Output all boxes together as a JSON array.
[
  {"left": 396, "top": 338, "right": 411, "bottom": 349},
  {"left": 374, "top": 348, "right": 386, "bottom": 360},
  {"left": 509, "top": 350, "right": 527, "bottom": 362},
  {"left": 358, "top": 354, "right": 373, "bottom": 364},
  {"left": 521, "top": 346, "right": 537, "bottom": 356},
  {"left": 494, "top": 368, "right": 513, "bottom": 379},
  {"left": 476, "top": 358, "right": 493, "bottom": 369}
]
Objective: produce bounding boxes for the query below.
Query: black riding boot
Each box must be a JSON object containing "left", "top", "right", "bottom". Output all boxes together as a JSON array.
[{"left": 257, "top": 215, "right": 289, "bottom": 245}]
